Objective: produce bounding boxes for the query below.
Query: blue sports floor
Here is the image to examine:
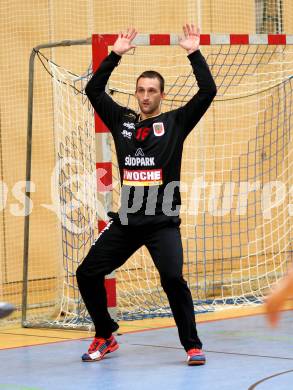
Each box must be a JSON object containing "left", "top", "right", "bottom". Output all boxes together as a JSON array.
[{"left": 0, "top": 312, "right": 293, "bottom": 390}]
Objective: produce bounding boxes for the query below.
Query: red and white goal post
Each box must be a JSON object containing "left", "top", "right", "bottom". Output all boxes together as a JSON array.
[{"left": 22, "top": 33, "right": 293, "bottom": 328}]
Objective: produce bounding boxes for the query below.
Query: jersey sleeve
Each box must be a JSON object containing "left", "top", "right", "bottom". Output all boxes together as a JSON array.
[
  {"left": 85, "top": 51, "right": 125, "bottom": 135},
  {"left": 176, "top": 50, "right": 217, "bottom": 138}
]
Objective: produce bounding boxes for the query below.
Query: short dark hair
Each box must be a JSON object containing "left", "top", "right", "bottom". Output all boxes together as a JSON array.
[{"left": 136, "top": 70, "right": 165, "bottom": 93}]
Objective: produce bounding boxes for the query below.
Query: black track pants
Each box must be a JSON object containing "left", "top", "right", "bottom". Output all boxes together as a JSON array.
[{"left": 76, "top": 219, "right": 202, "bottom": 351}]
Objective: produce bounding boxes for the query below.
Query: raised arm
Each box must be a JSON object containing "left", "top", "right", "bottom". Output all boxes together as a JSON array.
[
  {"left": 176, "top": 24, "right": 217, "bottom": 137},
  {"left": 112, "top": 28, "right": 137, "bottom": 56},
  {"left": 85, "top": 28, "right": 137, "bottom": 133}
]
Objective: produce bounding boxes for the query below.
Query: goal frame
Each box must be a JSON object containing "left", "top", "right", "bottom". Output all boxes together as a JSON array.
[{"left": 22, "top": 33, "right": 293, "bottom": 328}]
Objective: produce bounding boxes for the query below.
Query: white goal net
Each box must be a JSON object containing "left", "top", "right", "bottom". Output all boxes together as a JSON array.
[{"left": 22, "top": 35, "right": 293, "bottom": 327}]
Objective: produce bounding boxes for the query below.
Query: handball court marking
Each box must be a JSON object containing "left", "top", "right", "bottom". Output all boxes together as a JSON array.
[
  {"left": 0, "top": 305, "right": 293, "bottom": 390},
  {"left": 0, "top": 304, "right": 275, "bottom": 349}
]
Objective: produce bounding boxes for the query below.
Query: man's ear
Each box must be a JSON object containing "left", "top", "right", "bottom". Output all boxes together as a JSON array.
[{"left": 161, "top": 92, "right": 166, "bottom": 99}]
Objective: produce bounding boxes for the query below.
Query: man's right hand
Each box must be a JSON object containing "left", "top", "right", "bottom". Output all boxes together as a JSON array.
[{"left": 113, "top": 28, "right": 137, "bottom": 56}]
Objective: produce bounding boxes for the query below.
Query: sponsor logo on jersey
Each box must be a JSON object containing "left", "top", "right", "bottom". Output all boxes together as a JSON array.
[
  {"left": 121, "top": 122, "right": 135, "bottom": 139},
  {"left": 123, "top": 169, "right": 163, "bottom": 186},
  {"left": 121, "top": 129, "right": 132, "bottom": 139},
  {"left": 123, "top": 122, "right": 135, "bottom": 130},
  {"left": 135, "top": 148, "right": 144, "bottom": 157},
  {"left": 125, "top": 155, "right": 155, "bottom": 166},
  {"left": 135, "top": 127, "right": 151, "bottom": 141},
  {"left": 125, "top": 149, "right": 155, "bottom": 167},
  {"left": 153, "top": 122, "right": 165, "bottom": 136}
]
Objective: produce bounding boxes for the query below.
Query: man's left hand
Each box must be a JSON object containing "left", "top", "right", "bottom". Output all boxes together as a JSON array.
[{"left": 179, "top": 24, "right": 200, "bottom": 54}]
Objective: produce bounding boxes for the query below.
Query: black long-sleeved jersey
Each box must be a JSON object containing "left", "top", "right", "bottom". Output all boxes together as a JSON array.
[{"left": 86, "top": 50, "right": 217, "bottom": 225}]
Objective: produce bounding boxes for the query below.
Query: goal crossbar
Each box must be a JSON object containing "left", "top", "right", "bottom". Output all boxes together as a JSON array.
[{"left": 22, "top": 33, "right": 293, "bottom": 328}]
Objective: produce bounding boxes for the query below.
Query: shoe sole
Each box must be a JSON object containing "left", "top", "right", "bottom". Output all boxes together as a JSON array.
[
  {"left": 82, "top": 343, "right": 119, "bottom": 362},
  {"left": 188, "top": 359, "right": 206, "bottom": 366}
]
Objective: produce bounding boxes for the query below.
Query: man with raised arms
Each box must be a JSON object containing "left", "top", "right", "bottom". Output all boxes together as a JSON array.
[{"left": 77, "top": 24, "right": 217, "bottom": 365}]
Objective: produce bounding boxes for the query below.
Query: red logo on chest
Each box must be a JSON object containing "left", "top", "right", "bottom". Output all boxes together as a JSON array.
[{"left": 135, "top": 127, "right": 151, "bottom": 141}]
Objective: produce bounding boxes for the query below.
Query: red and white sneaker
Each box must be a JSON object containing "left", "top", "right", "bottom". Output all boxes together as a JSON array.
[
  {"left": 186, "top": 348, "right": 206, "bottom": 366},
  {"left": 82, "top": 335, "right": 119, "bottom": 362}
]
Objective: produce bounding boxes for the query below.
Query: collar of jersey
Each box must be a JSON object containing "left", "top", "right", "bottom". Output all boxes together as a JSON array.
[{"left": 136, "top": 112, "right": 162, "bottom": 124}]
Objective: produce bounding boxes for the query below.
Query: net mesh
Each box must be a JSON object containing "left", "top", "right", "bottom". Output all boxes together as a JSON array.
[
  {"left": 110, "top": 43, "right": 293, "bottom": 319},
  {"left": 22, "top": 40, "right": 293, "bottom": 326},
  {"left": 1, "top": 0, "right": 293, "bottom": 325}
]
